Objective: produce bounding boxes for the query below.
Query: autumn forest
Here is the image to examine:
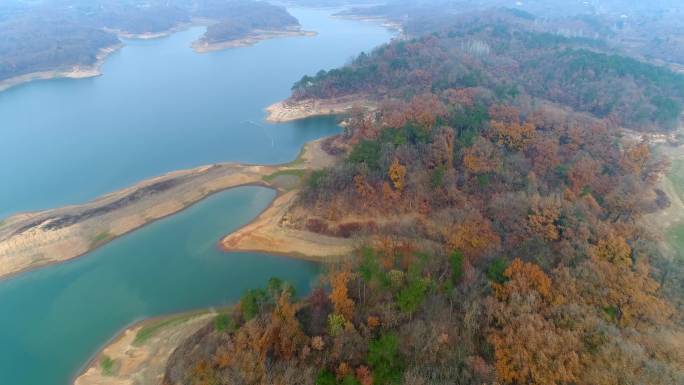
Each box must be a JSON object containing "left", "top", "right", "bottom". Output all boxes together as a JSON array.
[{"left": 162, "top": 4, "right": 684, "bottom": 385}]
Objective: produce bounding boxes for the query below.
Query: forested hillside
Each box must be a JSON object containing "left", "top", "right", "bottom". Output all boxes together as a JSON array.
[
  {"left": 199, "top": 2, "right": 299, "bottom": 44},
  {"left": 0, "top": 0, "right": 302, "bottom": 82},
  {"left": 163, "top": 9, "right": 684, "bottom": 385},
  {"left": 292, "top": 13, "right": 684, "bottom": 130}
]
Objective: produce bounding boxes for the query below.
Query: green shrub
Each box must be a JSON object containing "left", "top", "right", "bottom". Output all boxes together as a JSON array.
[
  {"left": 214, "top": 313, "right": 234, "bottom": 332},
  {"left": 240, "top": 288, "right": 268, "bottom": 321},
  {"left": 368, "top": 333, "right": 404, "bottom": 385},
  {"left": 308, "top": 169, "right": 329, "bottom": 190},
  {"left": 341, "top": 375, "right": 362, "bottom": 385},
  {"left": 396, "top": 277, "right": 428, "bottom": 314},
  {"left": 449, "top": 250, "right": 465, "bottom": 283},
  {"left": 316, "top": 369, "right": 336, "bottom": 385},
  {"left": 431, "top": 165, "right": 446, "bottom": 188},
  {"left": 328, "top": 313, "right": 346, "bottom": 336},
  {"left": 487, "top": 258, "right": 509, "bottom": 284},
  {"left": 349, "top": 140, "right": 382, "bottom": 169},
  {"left": 267, "top": 277, "right": 296, "bottom": 299}
]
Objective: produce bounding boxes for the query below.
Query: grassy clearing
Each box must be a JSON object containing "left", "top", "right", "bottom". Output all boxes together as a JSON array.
[
  {"left": 262, "top": 169, "right": 307, "bottom": 183},
  {"left": 668, "top": 159, "right": 684, "bottom": 201},
  {"left": 90, "top": 231, "right": 114, "bottom": 248},
  {"left": 287, "top": 146, "right": 307, "bottom": 166},
  {"left": 100, "top": 355, "right": 116, "bottom": 376},
  {"left": 667, "top": 223, "right": 684, "bottom": 261},
  {"left": 133, "top": 313, "right": 200, "bottom": 346}
]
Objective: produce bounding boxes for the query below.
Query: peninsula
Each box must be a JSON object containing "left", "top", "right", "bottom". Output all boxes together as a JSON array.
[{"left": 0, "top": 138, "right": 350, "bottom": 281}]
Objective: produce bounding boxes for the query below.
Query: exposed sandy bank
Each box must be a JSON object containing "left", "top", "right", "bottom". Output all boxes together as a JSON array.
[
  {"left": 220, "top": 189, "right": 355, "bottom": 261},
  {"left": 266, "top": 94, "right": 376, "bottom": 122},
  {"left": 192, "top": 28, "right": 317, "bottom": 53},
  {"left": 107, "top": 21, "right": 200, "bottom": 40},
  {"left": 0, "top": 44, "right": 123, "bottom": 93},
  {"left": 0, "top": 162, "right": 274, "bottom": 280},
  {"left": 221, "top": 137, "right": 354, "bottom": 260},
  {"left": 332, "top": 13, "right": 405, "bottom": 38},
  {"left": 74, "top": 311, "right": 214, "bottom": 385},
  {"left": 0, "top": 138, "right": 347, "bottom": 280}
]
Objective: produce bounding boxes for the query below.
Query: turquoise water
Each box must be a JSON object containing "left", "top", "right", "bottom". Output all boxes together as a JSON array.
[
  {"left": 0, "top": 187, "right": 319, "bottom": 385},
  {"left": 0, "top": 8, "right": 392, "bottom": 385},
  {"left": 0, "top": 8, "right": 393, "bottom": 218}
]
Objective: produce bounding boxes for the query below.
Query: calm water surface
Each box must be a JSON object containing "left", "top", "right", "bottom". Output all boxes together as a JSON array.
[
  {"left": 0, "top": 8, "right": 392, "bottom": 385},
  {"left": 0, "top": 8, "right": 393, "bottom": 218},
  {"left": 0, "top": 187, "right": 319, "bottom": 385}
]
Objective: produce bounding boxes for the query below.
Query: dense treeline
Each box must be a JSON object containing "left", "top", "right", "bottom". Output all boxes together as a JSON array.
[
  {"left": 164, "top": 84, "right": 684, "bottom": 385},
  {"left": 0, "top": 18, "right": 119, "bottom": 80},
  {"left": 292, "top": 15, "right": 684, "bottom": 130},
  {"left": 201, "top": 1, "right": 299, "bottom": 43},
  {"left": 337, "top": 0, "right": 684, "bottom": 65},
  {"left": 0, "top": 0, "right": 300, "bottom": 81},
  {"left": 158, "top": 7, "right": 684, "bottom": 385}
]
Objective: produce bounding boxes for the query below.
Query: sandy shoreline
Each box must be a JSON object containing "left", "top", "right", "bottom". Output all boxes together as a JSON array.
[
  {"left": 266, "top": 94, "right": 376, "bottom": 122},
  {"left": 220, "top": 139, "right": 354, "bottom": 259},
  {"left": 0, "top": 43, "right": 123, "bottom": 94},
  {"left": 0, "top": 22, "right": 315, "bottom": 94},
  {"left": 192, "top": 28, "right": 317, "bottom": 53},
  {"left": 0, "top": 138, "right": 346, "bottom": 281},
  {"left": 65, "top": 137, "right": 349, "bottom": 385},
  {"left": 73, "top": 310, "right": 215, "bottom": 385}
]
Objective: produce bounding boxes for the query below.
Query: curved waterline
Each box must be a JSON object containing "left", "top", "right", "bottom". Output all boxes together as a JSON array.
[
  {"left": 0, "top": 8, "right": 394, "bottom": 218},
  {"left": 0, "top": 8, "right": 394, "bottom": 385},
  {"left": 0, "top": 186, "right": 320, "bottom": 385}
]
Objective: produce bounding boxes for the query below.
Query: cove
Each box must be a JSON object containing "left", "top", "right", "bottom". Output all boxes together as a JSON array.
[
  {"left": 0, "top": 186, "right": 320, "bottom": 385},
  {"left": 0, "top": 8, "right": 394, "bottom": 218},
  {"left": 0, "top": 7, "right": 394, "bottom": 385}
]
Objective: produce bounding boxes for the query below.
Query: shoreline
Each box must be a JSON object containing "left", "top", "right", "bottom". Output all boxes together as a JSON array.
[
  {"left": 192, "top": 28, "right": 317, "bottom": 53},
  {"left": 67, "top": 136, "right": 347, "bottom": 385},
  {"left": 219, "top": 188, "right": 354, "bottom": 261},
  {"left": 73, "top": 309, "right": 216, "bottom": 385},
  {"left": 0, "top": 43, "right": 123, "bottom": 94},
  {"left": 266, "top": 94, "right": 376, "bottom": 122},
  {"left": 0, "top": 138, "right": 344, "bottom": 281},
  {"left": 0, "top": 22, "right": 316, "bottom": 94},
  {"left": 106, "top": 20, "right": 205, "bottom": 41},
  {"left": 331, "top": 13, "right": 405, "bottom": 38}
]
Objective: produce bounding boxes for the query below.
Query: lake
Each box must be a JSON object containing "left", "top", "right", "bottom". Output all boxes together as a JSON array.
[
  {"left": 0, "top": 8, "right": 393, "bottom": 385},
  {"left": 0, "top": 187, "right": 319, "bottom": 385},
  {"left": 0, "top": 8, "right": 393, "bottom": 218}
]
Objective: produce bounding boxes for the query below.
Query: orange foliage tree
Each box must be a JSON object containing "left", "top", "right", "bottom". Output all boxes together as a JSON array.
[
  {"left": 388, "top": 159, "right": 407, "bottom": 192},
  {"left": 463, "top": 137, "right": 501, "bottom": 174},
  {"left": 527, "top": 194, "right": 562, "bottom": 241},
  {"left": 329, "top": 266, "right": 355, "bottom": 320},
  {"left": 259, "top": 292, "right": 308, "bottom": 360},
  {"left": 447, "top": 213, "right": 501, "bottom": 260},
  {"left": 487, "top": 106, "right": 536, "bottom": 151},
  {"left": 489, "top": 259, "right": 581, "bottom": 385},
  {"left": 407, "top": 93, "right": 448, "bottom": 129}
]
